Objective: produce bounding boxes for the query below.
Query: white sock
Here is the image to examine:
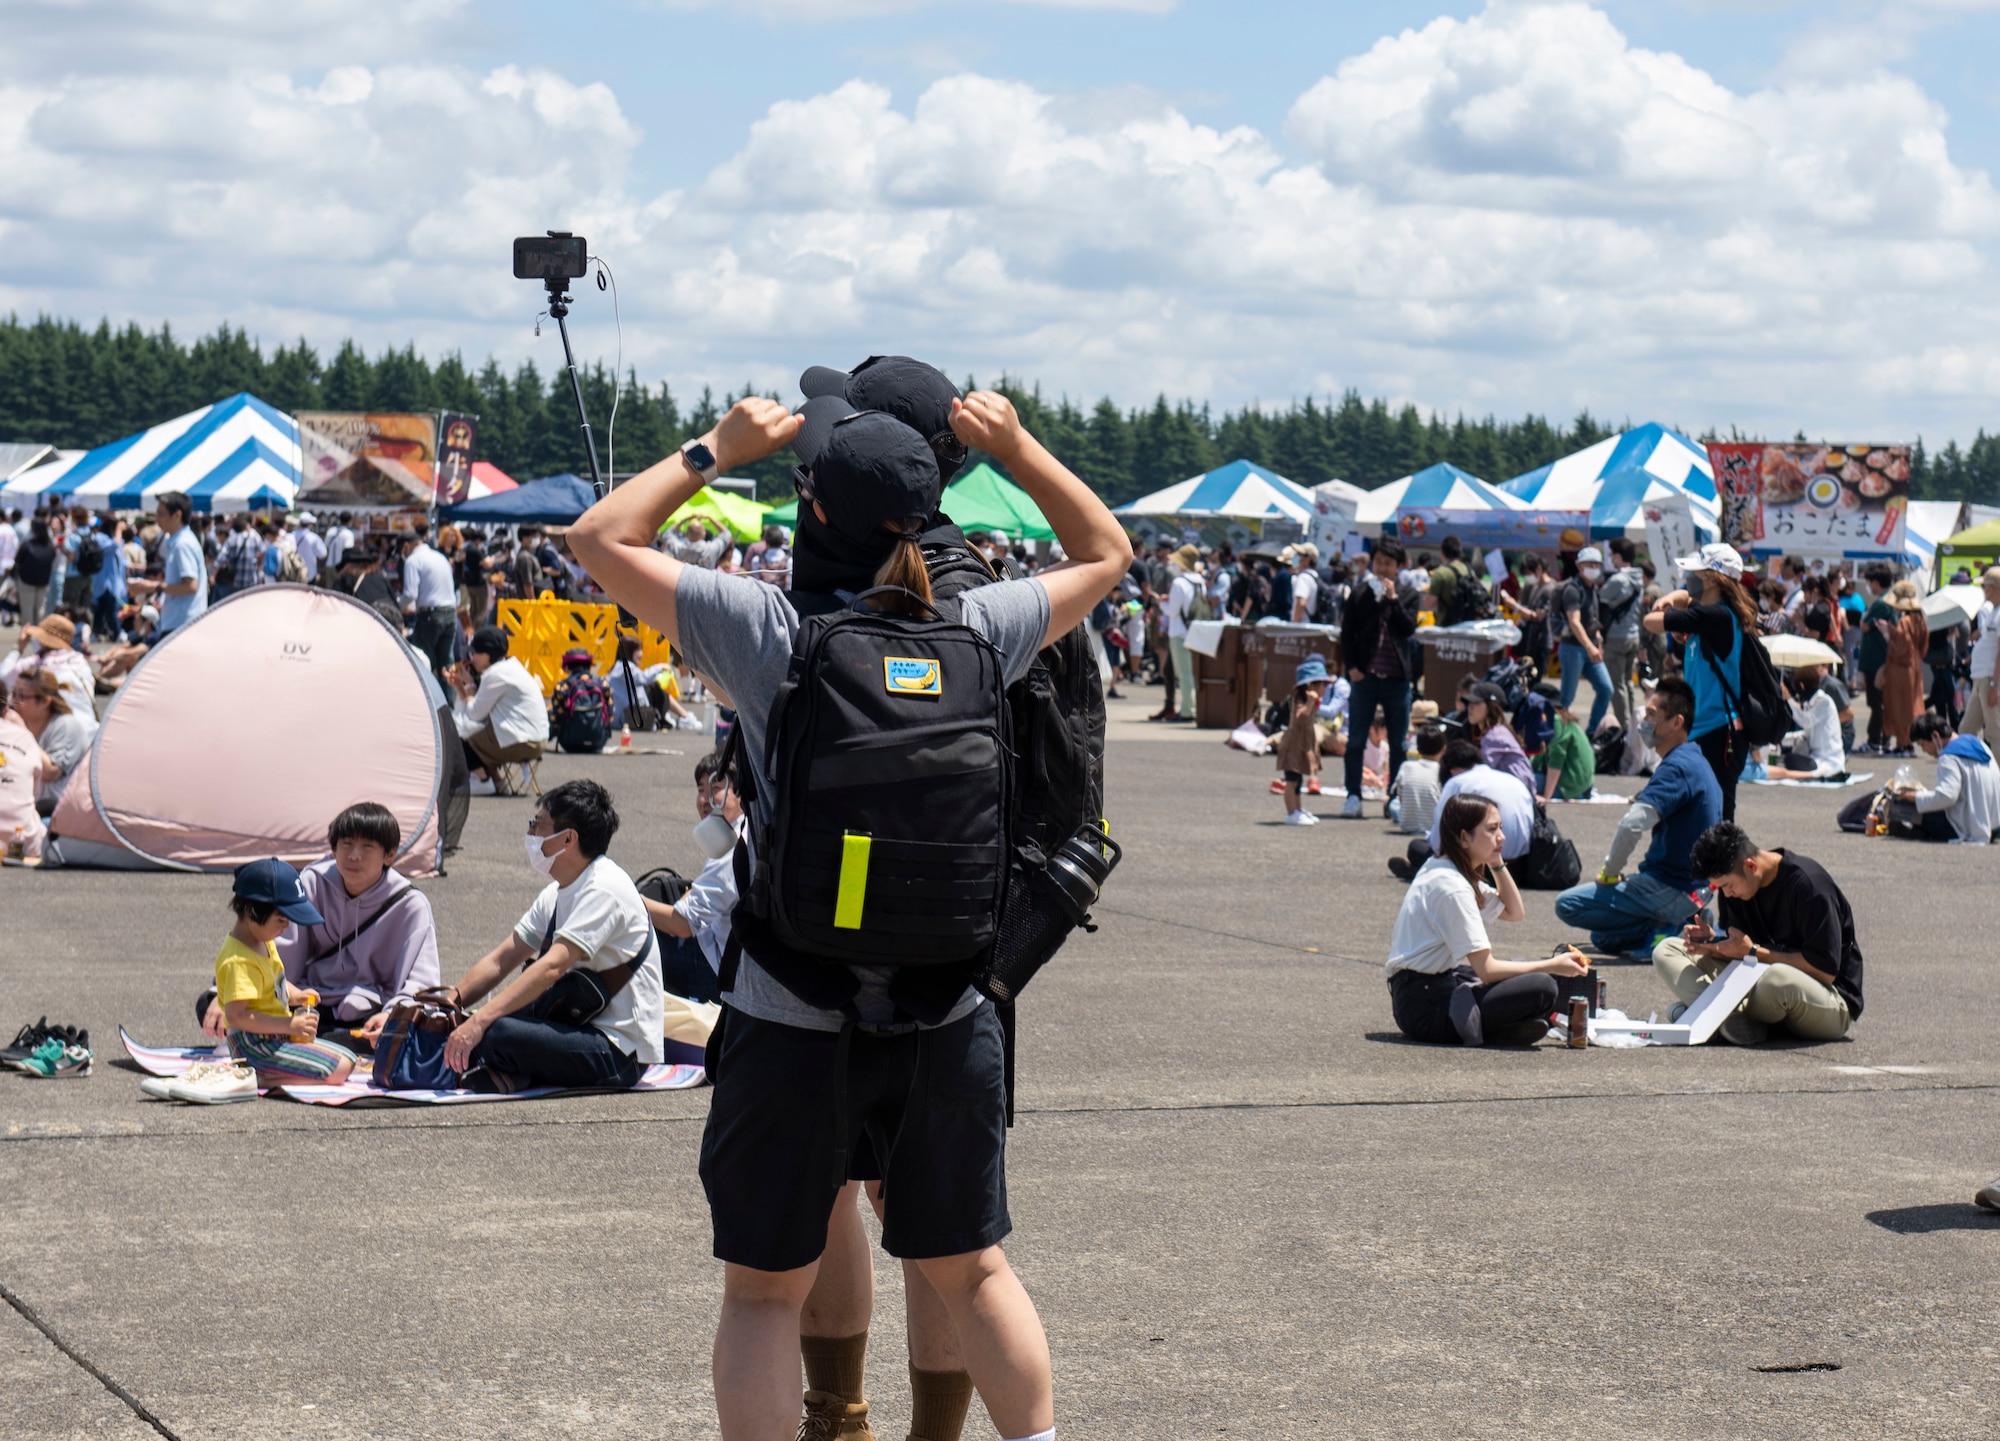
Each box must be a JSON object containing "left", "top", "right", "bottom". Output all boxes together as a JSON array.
[{"left": 1002, "top": 1431, "right": 1055, "bottom": 1441}]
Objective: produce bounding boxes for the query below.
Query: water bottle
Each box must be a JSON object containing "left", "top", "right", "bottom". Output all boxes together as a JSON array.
[{"left": 978, "top": 826, "right": 1124, "bottom": 1003}]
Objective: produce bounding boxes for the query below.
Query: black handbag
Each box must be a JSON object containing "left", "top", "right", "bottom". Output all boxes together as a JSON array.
[
  {"left": 1518, "top": 803, "right": 1582, "bottom": 891},
  {"left": 534, "top": 912, "right": 658, "bottom": 1029}
]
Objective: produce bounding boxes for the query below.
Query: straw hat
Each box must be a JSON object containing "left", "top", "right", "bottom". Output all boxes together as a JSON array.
[
  {"left": 1173, "top": 543, "right": 1201, "bottom": 571},
  {"left": 22, "top": 614, "right": 76, "bottom": 651},
  {"left": 1887, "top": 579, "right": 1923, "bottom": 611}
]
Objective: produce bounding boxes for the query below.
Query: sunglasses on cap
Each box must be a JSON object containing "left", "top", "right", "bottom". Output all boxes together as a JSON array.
[{"left": 929, "top": 429, "right": 967, "bottom": 472}]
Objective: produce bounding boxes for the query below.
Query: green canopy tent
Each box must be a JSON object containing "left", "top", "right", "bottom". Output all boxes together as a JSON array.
[
  {"left": 940, "top": 463, "right": 1054, "bottom": 542},
  {"left": 663, "top": 485, "right": 771, "bottom": 543},
  {"left": 1940, "top": 518, "right": 2000, "bottom": 577},
  {"left": 759, "top": 464, "right": 1052, "bottom": 541}
]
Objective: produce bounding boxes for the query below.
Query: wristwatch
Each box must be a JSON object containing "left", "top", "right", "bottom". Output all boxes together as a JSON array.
[{"left": 681, "top": 439, "right": 718, "bottom": 484}]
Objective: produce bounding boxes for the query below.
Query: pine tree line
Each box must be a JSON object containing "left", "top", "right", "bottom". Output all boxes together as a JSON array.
[{"left": 3, "top": 314, "right": 1995, "bottom": 506}]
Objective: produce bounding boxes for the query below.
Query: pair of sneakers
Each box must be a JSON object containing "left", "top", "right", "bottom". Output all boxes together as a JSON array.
[
  {"left": 140, "top": 1059, "right": 258, "bottom": 1104},
  {"left": 1284, "top": 810, "right": 1319, "bottom": 826},
  {"left": 17, "top": 1035, "right": 93, "bottom": 1078},
  {"left": 2, "top": 1017, "right": 88, "bottom": 1070}
]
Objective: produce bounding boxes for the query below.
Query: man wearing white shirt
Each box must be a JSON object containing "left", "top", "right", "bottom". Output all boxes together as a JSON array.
[
  {"left": 1960, "top": 567, "right": 2000, "bottom": 746},
  {"left": 399, "top": 530, "right": 458, "bottom": 680},
  {"left": 1766, "top": 665, "right": 1846, "bottom": 780},
  {"left": 325, "top": 512, "right": 356, "bottom": 572},
  {"left": 641, "top": 756, "right": 740, "bottom": 1005},
  {"left": 293, "top": 513, "right": 328, "bottom": 582},
  {"left": 1289, "top": 545, "right": 1321, "bottom": 623},
  {"left": 451, "top": 625, "right": 549, "bottom": 792},
  {"left": 441, "top": 780, "right": 663, "bottom": 1091}
]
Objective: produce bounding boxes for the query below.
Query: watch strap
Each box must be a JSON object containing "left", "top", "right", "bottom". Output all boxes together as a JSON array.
[{"left": 681, "top": 440, "right": 718, "bottom": 484}]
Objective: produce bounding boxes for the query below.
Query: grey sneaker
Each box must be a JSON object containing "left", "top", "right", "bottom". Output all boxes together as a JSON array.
[
  {"left": 1715, "top": 1007, "right": 1768, "bottom": 1047},
  {"left": 1975, "top": 1178, "right": 2000, "bottom": 1213},
  {"left": 1341, "top": 795, "right": 1363, "bottom": 819}
]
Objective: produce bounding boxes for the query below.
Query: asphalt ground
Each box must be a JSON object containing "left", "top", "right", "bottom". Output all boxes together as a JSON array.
[{"left": 4, "top": 674, "right": 1999, "bottom": 1440}]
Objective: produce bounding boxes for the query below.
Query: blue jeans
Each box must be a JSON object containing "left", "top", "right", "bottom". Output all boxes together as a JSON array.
[
  {"left": 1559, "top": 641, "right": 1614, "bottom": 736},
  {"left": 1345, "top": 675, "right": 1411, "bottom": 800},
  {"left": 1553, "top": 871, "right": 1697, "bottom": 955}
]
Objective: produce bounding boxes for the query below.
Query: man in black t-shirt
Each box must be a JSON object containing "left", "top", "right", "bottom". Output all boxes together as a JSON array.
[{"left": 1652, "top": 821, "right": 1862, "bottom": 1044}]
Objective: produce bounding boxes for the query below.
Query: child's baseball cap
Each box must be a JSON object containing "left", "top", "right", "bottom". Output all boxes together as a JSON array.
[{"left": 232, "top": 858, "right": 325, "bottom": 926}]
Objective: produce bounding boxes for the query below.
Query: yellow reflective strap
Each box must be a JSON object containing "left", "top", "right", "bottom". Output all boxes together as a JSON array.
[{"left": 834, "top": 833, "right": 872, "bottom": 930}]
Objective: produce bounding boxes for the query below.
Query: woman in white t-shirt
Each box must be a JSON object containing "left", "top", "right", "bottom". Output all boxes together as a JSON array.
[{"left": 1385, "top": 792, "right": 1587, "bottom": 1046}]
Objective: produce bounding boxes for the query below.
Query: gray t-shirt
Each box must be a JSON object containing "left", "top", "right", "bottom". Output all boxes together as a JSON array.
[{"left": 672, "top": 563, "right": 1053, "bottom": 1032}]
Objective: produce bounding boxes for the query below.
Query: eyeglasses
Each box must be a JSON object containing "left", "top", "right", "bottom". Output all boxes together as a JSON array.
[{"left": 929, "top": 430, "right": 967, "bottom": 471}]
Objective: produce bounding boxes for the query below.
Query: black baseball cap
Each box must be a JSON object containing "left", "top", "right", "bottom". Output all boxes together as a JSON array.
[
  {"left": 793, "top": 395, "right": 941, "bottom": 546},
  {"left": 800, "top": 356, "right": 966, "bottom": 481}
]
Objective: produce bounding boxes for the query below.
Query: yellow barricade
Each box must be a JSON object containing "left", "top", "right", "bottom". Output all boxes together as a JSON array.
[{"left": 497, "top": 593, "right": 673, "bottom": 698}]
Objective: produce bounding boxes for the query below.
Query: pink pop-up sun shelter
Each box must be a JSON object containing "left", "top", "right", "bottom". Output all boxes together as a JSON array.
[{"left": 48, "top": 586, "right": 451, "bottom": 876}]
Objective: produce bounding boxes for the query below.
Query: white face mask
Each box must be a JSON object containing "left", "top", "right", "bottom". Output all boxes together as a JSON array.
[
  {"left": 1579, "top": 566, "right": 1602, "bottom": 582},
  {"left": 524, "top": 831, "right": 566, "bottom": 876}
]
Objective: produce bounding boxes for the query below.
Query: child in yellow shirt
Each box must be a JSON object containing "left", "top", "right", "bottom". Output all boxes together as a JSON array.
[{"left": 215, "top": 858, "right": 357, "bottom": 1087}]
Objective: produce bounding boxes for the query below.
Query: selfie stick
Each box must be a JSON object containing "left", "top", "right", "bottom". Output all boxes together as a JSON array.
[{"left": 542, "top": 274, "right": 607, "bottom": 499}]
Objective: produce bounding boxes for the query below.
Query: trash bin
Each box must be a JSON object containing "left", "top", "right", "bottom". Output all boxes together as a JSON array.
[
  {"left": 1242, "top": 624, "right": 1343, "bottom": 706},
  {"left": 1187, "top": 620, "right": 1260, "bottom": 729},
  {"left": 1415, "top": 620, "right": 1521, "bottom": 706}
]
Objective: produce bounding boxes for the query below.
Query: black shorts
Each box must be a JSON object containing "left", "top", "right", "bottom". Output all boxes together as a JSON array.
[
  {"left": 699, "top": 1004, "right": 1010, "bottom": 1273},
  {"left": 1282, "top": 770, "right": 1304, "bottom": 785}
]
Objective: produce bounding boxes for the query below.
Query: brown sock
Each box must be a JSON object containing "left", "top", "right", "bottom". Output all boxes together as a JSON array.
[
  {"left": 907, "top": 1364, "right": 974, "bottom": 1441},
  {"left": 801, "top": 1330, "right": 869, "bottom": 1404}
]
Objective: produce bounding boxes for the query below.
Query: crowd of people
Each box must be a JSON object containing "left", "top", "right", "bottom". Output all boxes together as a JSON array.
[{"left": 9, "top": 383, "right": 2000, "bottom": 1437}]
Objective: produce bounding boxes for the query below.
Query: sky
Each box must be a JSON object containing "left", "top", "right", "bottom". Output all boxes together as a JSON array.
[{"left": 4, "top": 0, "right": 2000, "bottom": 456}]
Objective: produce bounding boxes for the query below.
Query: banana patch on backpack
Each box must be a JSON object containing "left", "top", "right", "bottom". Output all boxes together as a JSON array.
[{"left": 883, "top": 657, "right": 942, "bottom": 697}]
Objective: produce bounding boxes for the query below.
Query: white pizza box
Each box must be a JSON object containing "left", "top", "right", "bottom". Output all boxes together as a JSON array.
[{"left": 1585, "top": 957, "right": 1769, "bottom": 1047}]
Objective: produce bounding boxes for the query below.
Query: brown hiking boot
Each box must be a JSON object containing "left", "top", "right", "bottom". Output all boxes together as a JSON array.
[{"left": 798, "top": 1389, "right": 873, "bottom": 1441}]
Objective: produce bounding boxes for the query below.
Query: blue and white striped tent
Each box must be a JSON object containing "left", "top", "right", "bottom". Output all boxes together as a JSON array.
[
  {"left": 0, "top": 394, "right": 300, "bottom": 513},
  {"left": 1354, "top": 462, "right": 1530, "bottom": 537},
  {"left": 1115, "top": 459, "right": 1315, "bottom": 524},
  {"left": 1501, "top": 424, "right": 1719, "bottom": 541}
]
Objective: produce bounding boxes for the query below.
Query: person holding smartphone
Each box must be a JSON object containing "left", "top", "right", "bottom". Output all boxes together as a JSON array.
[{"left": 1653, "top": 821, "right": 1862, "bottom": 1045}]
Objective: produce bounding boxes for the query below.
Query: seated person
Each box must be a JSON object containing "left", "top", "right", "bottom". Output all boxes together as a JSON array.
[
  {"left": 441, "top": 780, "right": 663, "bottom": 1091},
  {"left": 641, "top": 753, "right": 739, "bottom": 1005},
  {"left": 1554, "top": 677, "right": 1721, "bottom": 955},
  {"left": 213, "top": 859, "right": 358, "bottom": 1088},
  {"left": 1465, "top": 681, "right": 1534, "bottom": 791},
  {"left": 4, "top": 613, "right": 95, "bottom": 718},
  {"left": 5, "top": 666, "right": 95, "bottom": 818},
  {"left": 1389, "top": 722, "right": 1445, "bottom": 835},
  {"left": 450, "top": 625, "right": 549, "bottom": 791},
  {"left": 1384, "top": 793, "right": 1587, "bottom": 1047},
  {"left": 1360, "top": 721, "right": 1390, "bottom": 795},
  {"left": 608, "top": 635, "right": 701, "bottom": 731},
  {"left": 1535, "top": 701, "right": 1597, "bottom": 801},
  {"left": 1765, "top": 664, "right": 1846, "bottom": 780},
  {"left": 550, "top": 646, "right": 614, "bottom": 753},
  {"left": 1653, "top": 821, "right": 1862, "bottom": 1044},
  {"left": 1388, "top": 738, "right": 1533, "bottom": 881},
  {"left": 1890, "top": 712, "right": 2000, "bottom": 843},
  {"left": 200, "top": 802, "right": 440, "bottom": 1049}
]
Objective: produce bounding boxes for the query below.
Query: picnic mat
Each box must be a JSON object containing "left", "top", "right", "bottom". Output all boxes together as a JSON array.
[
  {"left": 1748, "top": 771, "right": 1875, "bottom": 789},
  {"left": 119, "top": 1029, "right": 706, "bottom": 1106}
]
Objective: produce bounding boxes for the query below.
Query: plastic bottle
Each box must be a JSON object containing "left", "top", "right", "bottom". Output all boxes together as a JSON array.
[
  {"left": 619, "top": 725, "right": 632, "bottom": 750},
  {"left": 1893, "top": 763, "right": 1916, "bottom": 792}
]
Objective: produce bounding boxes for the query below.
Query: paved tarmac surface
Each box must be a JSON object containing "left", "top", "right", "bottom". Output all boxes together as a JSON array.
[{"left": 4, "top": 682, "right": 1998, "bottom": 1440}]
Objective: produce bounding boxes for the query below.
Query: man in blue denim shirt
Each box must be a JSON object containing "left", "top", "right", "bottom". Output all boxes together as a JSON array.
[{"left": 1554, "top": 676, "right": 1722, "bottom": 955}]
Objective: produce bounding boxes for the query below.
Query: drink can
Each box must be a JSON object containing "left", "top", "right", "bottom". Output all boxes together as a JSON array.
[{"left": 1568, "top": 997, "right": 1589, "bottom": 1048}]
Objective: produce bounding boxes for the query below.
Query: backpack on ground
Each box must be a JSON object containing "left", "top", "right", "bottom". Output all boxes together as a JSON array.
[
  {"left": 1438, "top": 561, "right": 1496, "bottom": 626},
  {"left": 1592, "top": 723, "right": 1626, "bottom": 775},
  {"left": 1517, "top": 803, "right": 1581, "bottom": 891},
  {"left": 1483, "top": 657, "right": 1528, "bottom": 712},
  {"left": 553, "top": 674, "right": 612, "bottom": 754},
  {"left": 1698, "top": 619, "right": 1788, "bottom": 748}
]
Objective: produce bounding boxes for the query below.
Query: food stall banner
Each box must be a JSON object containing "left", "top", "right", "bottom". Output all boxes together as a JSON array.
[
  {"left": 297, "top": 413, "right": 440, "bottom": 506},
  {"left": 1704, "top": 443, "right": 1910, "bottom": 559},
  {"left": 435, "top": 413, "right": 477, "bottom": 507}
]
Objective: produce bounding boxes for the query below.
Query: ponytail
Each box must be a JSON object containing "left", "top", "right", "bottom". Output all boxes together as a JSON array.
[{"left": 870, "top": 535, "right": 934, "bottom": 617}]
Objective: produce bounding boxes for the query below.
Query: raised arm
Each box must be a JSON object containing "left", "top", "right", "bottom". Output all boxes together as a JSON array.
[
  {"left": 568, "top": 399, "right": 802, "bottom": 646},
  {"left": 949, "top": 393, "right": 1131, "bottom": 648}
]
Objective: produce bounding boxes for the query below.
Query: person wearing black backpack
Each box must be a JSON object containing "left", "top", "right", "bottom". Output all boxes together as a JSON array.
[
  {"left": 1644, "top": 542, "right": 1770, "bottom": 821},
  {"left": 571, "top": 386, "right": 1129, "bottom": 1441}
]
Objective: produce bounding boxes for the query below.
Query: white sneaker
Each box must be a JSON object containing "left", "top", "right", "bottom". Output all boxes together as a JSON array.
[
  {"left": 1341, "top": 795, "right": 1363, "bottom": 819},
  {"left": 468, "top": 774, "right": 497, "bottom": 797},
  {"left": 1285, "top": 810, "right": 1319, "bottom": 826},
  {"left": 674, "top": 714, "right": 704, "bottom": 732},
  {"left": 165, "top": 1062, "right": 258, "bottom": 1104},
  {"left": 142, "top": 1058, "right": 232, "bottom": 1099}
]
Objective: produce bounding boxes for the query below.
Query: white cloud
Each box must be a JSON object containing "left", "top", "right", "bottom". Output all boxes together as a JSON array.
[{"left": 3, "top": 0, "right": 1999, "bottom": 451}]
